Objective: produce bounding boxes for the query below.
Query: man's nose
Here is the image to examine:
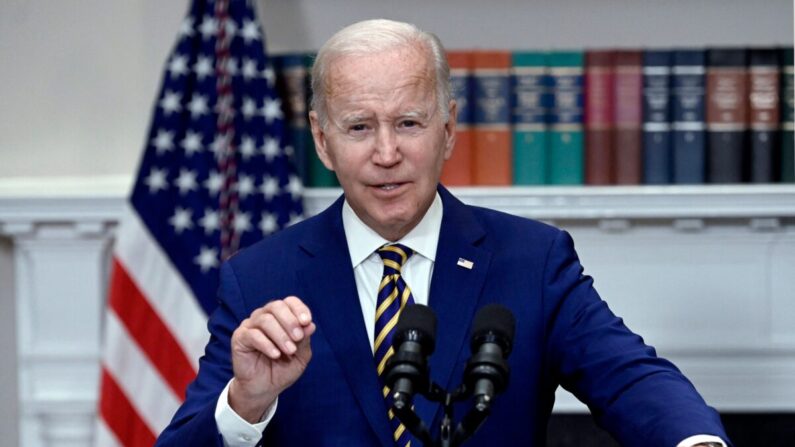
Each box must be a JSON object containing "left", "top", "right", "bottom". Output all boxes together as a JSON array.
[{"left": 372, "top": 126, "right": 401, "bottom": 166}]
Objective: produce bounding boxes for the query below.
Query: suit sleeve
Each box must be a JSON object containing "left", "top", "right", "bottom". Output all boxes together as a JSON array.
[
  {"left": 542, "top": 230, "right": 730, "bottom": 447},
  {"left": 155, "top": 262, "right": 249, "bottom": 447}
]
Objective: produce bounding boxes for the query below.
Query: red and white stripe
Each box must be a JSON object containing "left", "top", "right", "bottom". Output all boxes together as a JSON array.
[
  {"left": 96, "top": 204, "right": 209, "bottom": 445},
  {"left": 215, "top": 0, "right": 242, "bottom": 260}
]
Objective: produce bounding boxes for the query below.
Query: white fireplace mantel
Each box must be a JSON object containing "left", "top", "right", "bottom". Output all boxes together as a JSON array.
[{"left": 2, "top": 175, "right": 794, "bottom": 447}]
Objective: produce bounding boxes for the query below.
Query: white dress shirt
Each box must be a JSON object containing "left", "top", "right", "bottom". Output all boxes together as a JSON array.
[
  {"left": 212, "top": 192, "right": 724, "bottom": 447},
  {"left": 345, "top": 193, "right": 442, "bottom": 349}
]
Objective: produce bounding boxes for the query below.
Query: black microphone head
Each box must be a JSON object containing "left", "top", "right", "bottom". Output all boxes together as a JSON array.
[
  {"left": 394, "top": 304, "right": 437, "bottom": 354},
  {"left": 471, "top": 304, "right": 516, "bottom": 355}
]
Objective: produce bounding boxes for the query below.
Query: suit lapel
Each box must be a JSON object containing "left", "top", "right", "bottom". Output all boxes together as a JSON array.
[
  {"left": 297, "top": 197, "right": 394, "bottom": 447},
  {"left": 413, "top": 187, "right": 491, "bottom": 429}
]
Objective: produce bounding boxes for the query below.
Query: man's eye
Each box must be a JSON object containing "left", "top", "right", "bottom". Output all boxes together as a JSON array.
[
  {"left": 400, "top": 120, "right": 418, "bottom": 128},
  {"left": 349, "top": 124, "right": 367, "bottom": 132}
]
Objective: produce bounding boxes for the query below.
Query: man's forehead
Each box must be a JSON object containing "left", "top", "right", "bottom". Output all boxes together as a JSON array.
[{"left": 324, "top": 45, "right": 435, "bottom": 93}]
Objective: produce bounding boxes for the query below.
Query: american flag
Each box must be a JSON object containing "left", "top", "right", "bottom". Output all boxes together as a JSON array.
[{"left": 96, "top": 0, "right": 303, "bottom": 445}]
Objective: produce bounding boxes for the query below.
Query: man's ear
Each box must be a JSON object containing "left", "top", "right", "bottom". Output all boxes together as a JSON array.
[
  {"left": 309, "top": 110, "right": 334, "bottom": 171},
  {"left": 443, "top": 100, "right": 458, "bottom": 160}
]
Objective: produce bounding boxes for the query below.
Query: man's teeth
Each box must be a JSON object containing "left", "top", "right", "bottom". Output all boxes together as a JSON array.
[{"left": 380, "top": 184, "right": 399, "bottom": 190}]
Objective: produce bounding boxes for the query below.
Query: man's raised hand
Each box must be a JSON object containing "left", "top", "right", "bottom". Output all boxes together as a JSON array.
[{"left": 228, "top": 296, "right": 316, "bottom": 423}]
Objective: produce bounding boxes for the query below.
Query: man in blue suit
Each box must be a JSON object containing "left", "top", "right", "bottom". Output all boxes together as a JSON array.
[{"left": 157, "top": 19, "right": 730, "bottom": 447}]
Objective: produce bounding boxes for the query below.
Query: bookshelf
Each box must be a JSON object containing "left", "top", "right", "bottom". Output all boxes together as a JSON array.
[{"left": 265, "top": 0, "right": 794, "bottom": 188}]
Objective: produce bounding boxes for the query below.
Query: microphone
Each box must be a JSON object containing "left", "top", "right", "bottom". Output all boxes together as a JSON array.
[
  {"left": 383, "top": 304, "right": 437, "bottom": 410},
  {"left": 464, "top": 304, "right": 515, "bottom": 412}
]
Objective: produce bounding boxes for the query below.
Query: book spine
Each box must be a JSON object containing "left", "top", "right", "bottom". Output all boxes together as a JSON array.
[
  {"left": 642, "top": 50, "right": 673, "bottom": 184},
  {"left": 706, "top": 48, "right": 749, "bottom": 183},
  {"left": 511, "top": 52, "right": 549, "bottom": 185},
  {"left": 273, "top": 54, "right": 310, "bottom": 185},
  {"left": 441, "top": 51, "right": 474, "bottom": 186},
  {"left": 585, "top": 50, "right": 615, "bottom": 185},
  {"left": 472, "top": 51, "right": 513, "bottom": 185},
  {"left": 749, "top": 49, "right": 781, "bottom": 183},
  {"left": 302, "top": 53, "right": 338, "bottom": 187},
  {"left": 781, "top": 47, "right": 795, "bottom": 183},
  {"left": 672, "top": 49, "right": 707, "bottom": 184},
  {"left": 548, "top": 51, "right": 585, "bottom": 185},
  {"left": 614, "top": 50, "right": 644, "bottom": 184}
]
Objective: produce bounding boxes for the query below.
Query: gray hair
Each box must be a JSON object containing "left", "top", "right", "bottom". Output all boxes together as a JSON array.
[{"left": 310, "top": 19, "right": 451, "bottom": 129}]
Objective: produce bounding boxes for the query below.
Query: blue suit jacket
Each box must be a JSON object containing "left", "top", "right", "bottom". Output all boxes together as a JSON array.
[{"left": 156, "top": 186, "right": 729, "bottom": 446}]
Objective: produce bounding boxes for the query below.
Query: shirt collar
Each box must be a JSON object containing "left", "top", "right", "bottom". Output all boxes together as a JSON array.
[{"left": 342, "top": 192, "right": 443, "bottom": 267}]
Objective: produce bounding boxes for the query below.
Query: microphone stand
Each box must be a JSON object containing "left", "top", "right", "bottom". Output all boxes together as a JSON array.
[
  {"left": 388, "top": 303, "right": 514, "bottom": 446},
  {"left": 395, "top": 382, "right": 493, "bottom": 447}
]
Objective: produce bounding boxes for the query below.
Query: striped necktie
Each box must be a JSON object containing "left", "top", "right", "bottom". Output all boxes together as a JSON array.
[{"left": 374, "top": 243, "right": 415, "bottom": 447}]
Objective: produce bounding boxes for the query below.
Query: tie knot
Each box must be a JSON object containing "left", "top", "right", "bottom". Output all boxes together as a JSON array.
[{"left": 377, "top": 243, "right": 414, "bottom": 274}]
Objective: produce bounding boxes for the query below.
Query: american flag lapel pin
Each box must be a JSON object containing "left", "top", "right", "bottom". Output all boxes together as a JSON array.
[{"left": 456, "top": 257, "right": 474, "bottom": 270}]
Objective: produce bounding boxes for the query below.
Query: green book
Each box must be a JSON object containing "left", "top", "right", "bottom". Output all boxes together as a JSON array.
[
  {"left": 303, "top": 53, "right": 339, "bottom": 187},
  {"left": 273, "top": 53, "right": 311, "bottom": 185},
  {"left": 511, "top": 52, "right": 548, "bottom": 185},
  {"left": 548, "top": 51, "right": 585, "bottom": 185},
  {"left": 781, "top": 47, "right": 794, "bottom": 183}
]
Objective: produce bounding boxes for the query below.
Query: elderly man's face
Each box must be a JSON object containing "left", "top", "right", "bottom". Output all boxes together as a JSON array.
[{"left": 310, "top": 44, "right": 456, "bottom": 241}]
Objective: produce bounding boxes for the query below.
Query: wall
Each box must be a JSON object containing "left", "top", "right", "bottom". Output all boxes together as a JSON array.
[
  {"left": 0, "top": 1, "right": 183, "bottom": 180},
  {"left": 259, "top": 0, "right": 794, "bottom": 52}
]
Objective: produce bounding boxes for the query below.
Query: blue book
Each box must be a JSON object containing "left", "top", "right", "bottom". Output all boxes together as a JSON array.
[
  {"left": 671, "top": 49, "right": 707, "bottom": 184},
  {"left": 748, "top": 49, "right": 780, "bottom": 183},
  {"left": 642, "top": 50, "right": 673, "bottom": 184}
]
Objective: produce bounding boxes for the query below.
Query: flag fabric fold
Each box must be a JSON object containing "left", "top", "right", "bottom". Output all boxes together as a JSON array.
[{"left": 96, "top": 0, "right": 303, "bottom": 445}]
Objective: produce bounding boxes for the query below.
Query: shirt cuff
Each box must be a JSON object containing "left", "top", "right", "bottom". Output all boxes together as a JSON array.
[
  {"left": 214, "top": 379, "right": 278, "bottom": 447},
  {"left": 677, "top": 434, "right": 727, "bottom": 447}
]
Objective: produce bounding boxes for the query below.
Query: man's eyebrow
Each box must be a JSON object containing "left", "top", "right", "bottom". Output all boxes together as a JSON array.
[
  {"left": 398, "top": 109, "right": 431, "bottom": 120},
  {"left": 338, "top": 113, "right": 373, "bottom": 125}
]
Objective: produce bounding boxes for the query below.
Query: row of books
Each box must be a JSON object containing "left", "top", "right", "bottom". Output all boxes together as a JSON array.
[{"left": 272, "top": 48, "right": 795, "bottom": 187}]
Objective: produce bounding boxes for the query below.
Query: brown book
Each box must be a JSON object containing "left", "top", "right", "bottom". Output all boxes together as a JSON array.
[
  {"left": 613, "top": 50, "right": 643, "bottom": 184},
  {"left": 585, "top": 50, "right": 615, "bottom": 184},
  {"left": 441, "top": 51, "right": 474, "bottom": 185},
  {"left": 706, "top": 49, "right": 749, "bottom": 183},
  {"left": 471, "top": 51, "right": 513, "bottom": 185}
]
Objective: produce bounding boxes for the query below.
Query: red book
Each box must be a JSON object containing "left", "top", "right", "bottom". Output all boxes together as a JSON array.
[
  {"left": 613, "top": 50, "right": 644, "bottom": 184},
  {"left": 585, "top": 50, "right": 616, "bottom": 184},
  {"left": 441, "top": 51, "right": 474, "bottom": 185},
  {"left": 472, "top": 51, "right": 513, "bottom": 185}
]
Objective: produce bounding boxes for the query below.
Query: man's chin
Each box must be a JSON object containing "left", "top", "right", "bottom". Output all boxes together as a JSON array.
[{"left": 366, "top": 211, "right": 418, "bottom": 241}]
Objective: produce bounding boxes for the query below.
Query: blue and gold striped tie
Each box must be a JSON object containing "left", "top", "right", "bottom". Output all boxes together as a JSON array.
[{"left": 374, "top": 243, "right": 415, "bottom": 447}]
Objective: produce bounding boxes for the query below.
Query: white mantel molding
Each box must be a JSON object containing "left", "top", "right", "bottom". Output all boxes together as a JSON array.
[{"left": 2, "top": 175, "right": 795, "bottom": 225}]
